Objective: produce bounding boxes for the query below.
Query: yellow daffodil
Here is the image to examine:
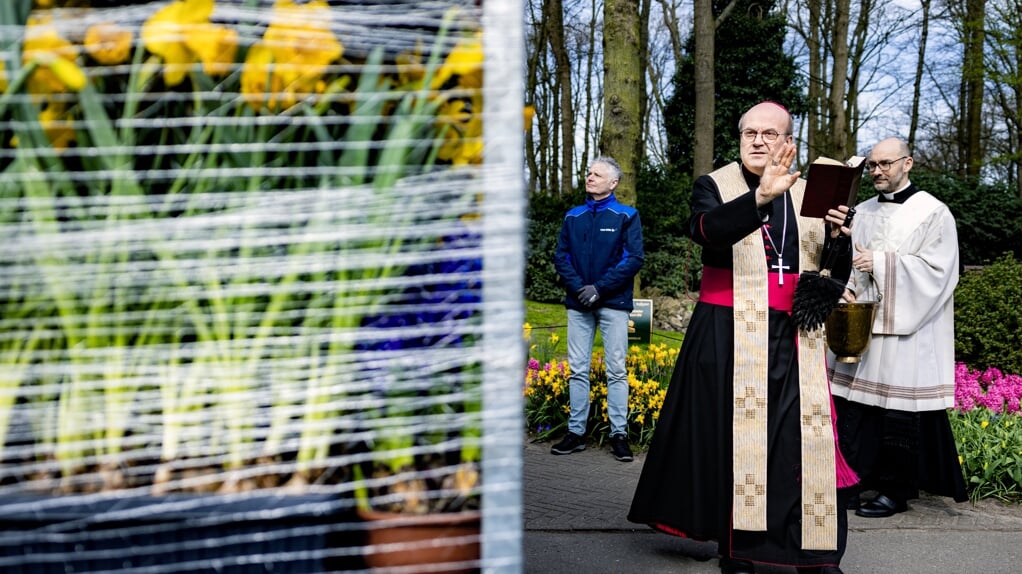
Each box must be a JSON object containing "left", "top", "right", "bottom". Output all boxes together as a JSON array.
[
  {"left": 262, "top": 0, "right": 342, "bottom": 73},
  {"left": 981, "top": 420, "right": 989, "bottom": 429},
  {"left": 395, "top": 36, "right": 481, "bottom": 91},
  {"left": 85, "top": 22, "right": 133, "bottom": 66},
  {"left": 395, "top": 41, "right": 426, "bottom": 89},
  {"left": 524, "top": 105, "right": 535, "bottom": 131},
  {"left": 39, "top": 102, "right": 76, "bottom": 150},
  {"left": 240, "top": 43, "right": 279, "bottom": 111},
  {"left": 435, "top": 34, "right": 482, "bottom": 89},
  {"left": 436, "top": 94, "right": 483, "bottom": 165},
  {"left": 242, "top": 0, "right": 342, "bottom": 112},
  {"left": 525, "top": 342, "right": 679, "bottom": 448},
  {"left": 141, "top": 0, "right": 213, "bottom": 86},
  {"left": 23, "top": 16, "right": 87, "bottom": 94},
  {"left": 141, "top": 0, "right": 235, "bottom": 86},
  {"left": 186, "top": 23, "right": 238, "bottom": 77}
]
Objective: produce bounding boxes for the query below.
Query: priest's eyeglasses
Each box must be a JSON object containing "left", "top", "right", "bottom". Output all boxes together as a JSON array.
[
  {"left": 865, "top": 156, "right": 908, "bottom": 172},
  {"left": 740, "top": 129, "right": 785, "bottom": 143}
]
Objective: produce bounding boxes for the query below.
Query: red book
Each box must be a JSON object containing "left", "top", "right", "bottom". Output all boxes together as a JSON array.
[{"left": 800, "top": 155, "right": 866, "bottom": 218}]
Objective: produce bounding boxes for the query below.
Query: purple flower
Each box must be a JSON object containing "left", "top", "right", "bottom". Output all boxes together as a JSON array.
[
  {"left": 954, "top": 362, "right": 981, "bottom": 412},
  {"left": 954, "top": 362, "right": 1022, "bottom": 415}
]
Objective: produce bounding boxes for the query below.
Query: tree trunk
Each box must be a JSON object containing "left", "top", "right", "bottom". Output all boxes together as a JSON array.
[
  {"left": 524, "top": 1, "right": 545, "bottom": 194},
  {"left": 844, "top": 0, "right": 873, "bottom": 151},
  {"left": 962, "top": 0, "right": 985, "bottom": 178},
  {"left": 639, "top": 0, "right": 651, "bottom": 161},
  {"left": 600, "top": 0, "right": 643, "bottom": 207},
  {"left": 657, "top": 0, "right": 685, "bottom": 64},
  {"left": 692, "top": 0, "right": 715, "bottom": 178},
  {"left": 545, "top": 0, "right": 575, "bottom": 195},
  {"left": 908, "top": 0, "right": 931, "bottom": 150},
  {"left": 1017, "top": 45, "right": 1022, "bottom": 199},
  {"left": 826, "top": 0, "right": 851, "bottom": 159},
  {"left": 800, "top": 0, "right": 861, "bottom": 161},
  {"left": 805, "top": 0, "right": 825, "bottom": 160},
  {"left": 581, "top": 0, "right": 599, "bottom": 190}
]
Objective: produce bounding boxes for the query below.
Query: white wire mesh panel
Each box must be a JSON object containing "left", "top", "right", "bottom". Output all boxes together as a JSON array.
[{"left": 0, "top": 0, "right": 524, "bottom": 572}]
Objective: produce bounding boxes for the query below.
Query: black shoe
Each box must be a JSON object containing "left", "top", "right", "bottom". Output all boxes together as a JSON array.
[
  {"left": 799, "top": 567, "right": 844, "bottom": 574},
  {"left": 609, "top": 434, "right": 633, "bottom": 462},
  {"left": 719, "top": 557, "right": 755, "bottom": 574},
  {"left": 846, "top": 493, "right": 861, "bottom": 510},
  {"left": 550, "top": 432, "right": 585, "bottom": 455},
  {"left": 855, "top": 493, "right": 907, "bottom": 518}
]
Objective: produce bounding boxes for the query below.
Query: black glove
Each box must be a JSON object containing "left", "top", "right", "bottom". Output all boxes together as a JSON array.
[{"left": 577, "top": 285, "right": 599, "bottom": 307}]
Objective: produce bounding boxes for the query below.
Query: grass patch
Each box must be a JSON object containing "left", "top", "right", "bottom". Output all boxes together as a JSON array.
[
  {"left": 524, "top": 300, "right": 683, "bottom": 361},
  {"left": 524, "top": 300, "right": 568, "bottom": 343}
]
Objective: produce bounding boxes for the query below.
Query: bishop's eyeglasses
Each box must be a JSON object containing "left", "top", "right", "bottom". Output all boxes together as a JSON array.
[
  {"left": 865, "top": 156, "right": 908, "bottom": 172},
  {"left": 740, "top": 129, "right": 787, "bottom": 143}
]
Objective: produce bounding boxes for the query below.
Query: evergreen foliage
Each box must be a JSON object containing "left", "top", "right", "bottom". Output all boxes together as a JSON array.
[
  {"left": 665, "top": 0, "right": 808, "bottom": 176},
  {"left": 525, "top": 192, "right": 575, "bottom": 303},
  {"left": 634, "top": 162, "right": 701, "bottom": 295},
  {"left": 909, "top": 171, "right": 1022, "bottom": 265},
  {"left": 954, "top": 254, "right": 1022, "bottom": 374}
]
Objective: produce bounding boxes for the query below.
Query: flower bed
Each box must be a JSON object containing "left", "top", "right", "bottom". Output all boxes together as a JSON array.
[
  {"left": 524, "top": 340, "right": 1022, "bottom": 503},
  {"left": 954, "top": 363, "right": 1022, "bottom": 414},
  {"left": 951, "top": 363, "right": 1022, "bottom": 502},
  {"left": 523, "top": 336, "right": 678, "bottom": 448}
]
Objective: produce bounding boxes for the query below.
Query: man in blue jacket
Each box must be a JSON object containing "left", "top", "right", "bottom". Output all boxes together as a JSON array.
[{"left": 551, "top": 156, "right": 645, "bottom": 462}]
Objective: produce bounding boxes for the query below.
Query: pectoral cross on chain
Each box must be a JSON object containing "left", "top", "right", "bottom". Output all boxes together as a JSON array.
[{"left": 771, "top": 256, "right": 790, "bottom": 285}]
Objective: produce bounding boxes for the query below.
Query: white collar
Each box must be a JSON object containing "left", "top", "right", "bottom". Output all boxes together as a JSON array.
[{"left": 881, "top": 182, "right": 911, "bottom": 201}]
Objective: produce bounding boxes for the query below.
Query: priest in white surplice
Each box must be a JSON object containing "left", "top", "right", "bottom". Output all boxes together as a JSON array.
[{"left": 829, "top": 137, "right": 967, "bottom": 519}]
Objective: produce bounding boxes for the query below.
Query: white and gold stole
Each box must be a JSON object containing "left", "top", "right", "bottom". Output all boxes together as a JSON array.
[{"left": 709, "top": 162, "right": 838, "bottom": 550}]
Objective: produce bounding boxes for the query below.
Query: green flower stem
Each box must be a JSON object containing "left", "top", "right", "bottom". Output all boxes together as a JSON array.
[
  {"left": 0, "top": 1, "right": 31, "bottom": 29},
  {"left": 1, "top": 4, "right": 484, "bottom": 500},
  {"left": 17, "top": 154, "right": 94, "bottom": 478},
  {"left": 289, "top": 36, "right": 450, "bottom": 474},
  {"left": 0, "top": 325, "right": 42, "bottom": 460}
]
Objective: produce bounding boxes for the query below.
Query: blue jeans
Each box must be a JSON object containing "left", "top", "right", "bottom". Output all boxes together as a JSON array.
[{"left": 566, "top": 307, "right": 629, "bottom": 437}]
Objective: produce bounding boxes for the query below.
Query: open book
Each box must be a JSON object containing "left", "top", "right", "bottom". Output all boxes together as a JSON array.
[{"left": 799, "top": 155, "right": 867, "bottom": 218}]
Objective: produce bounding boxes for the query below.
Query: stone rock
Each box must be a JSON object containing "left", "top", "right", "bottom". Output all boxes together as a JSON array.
[{"left": 648, "top": 292, "right": 698, "bottom": 334}]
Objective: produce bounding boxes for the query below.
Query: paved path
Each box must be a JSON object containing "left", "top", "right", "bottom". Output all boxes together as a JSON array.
[{"left": 522, "top": 436, "right": 1022, "bottom": 573}]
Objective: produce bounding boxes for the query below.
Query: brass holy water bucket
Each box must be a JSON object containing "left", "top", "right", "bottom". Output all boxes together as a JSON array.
[{"left": 825, "top": 301, "right": 878, "bottom": 363}]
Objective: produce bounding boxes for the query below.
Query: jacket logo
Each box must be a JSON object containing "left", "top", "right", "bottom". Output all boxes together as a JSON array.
[{"left": 600, "top": 228, "right": 617, "bottom": 232}]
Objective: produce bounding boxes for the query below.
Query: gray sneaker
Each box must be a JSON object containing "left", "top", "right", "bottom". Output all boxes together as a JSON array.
[
  {"left": 550, "top": 432, "right": 586, "bottom": 455},
  {"left": 609, "top": 434, "right": 633, "bottom": 462}
]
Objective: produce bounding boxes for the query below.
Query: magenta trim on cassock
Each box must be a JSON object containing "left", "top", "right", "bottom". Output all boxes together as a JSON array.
[
  {"left": 697, "top": 265, "right": 859, "bottom": 488},
  {"left": 698, "top": 266, "right": 797, "bottom": 311}
]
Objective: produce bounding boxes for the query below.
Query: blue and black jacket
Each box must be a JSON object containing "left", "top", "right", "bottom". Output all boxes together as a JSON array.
[{"left": 553, "top": 193, "right": 645, "bottom": 312}]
